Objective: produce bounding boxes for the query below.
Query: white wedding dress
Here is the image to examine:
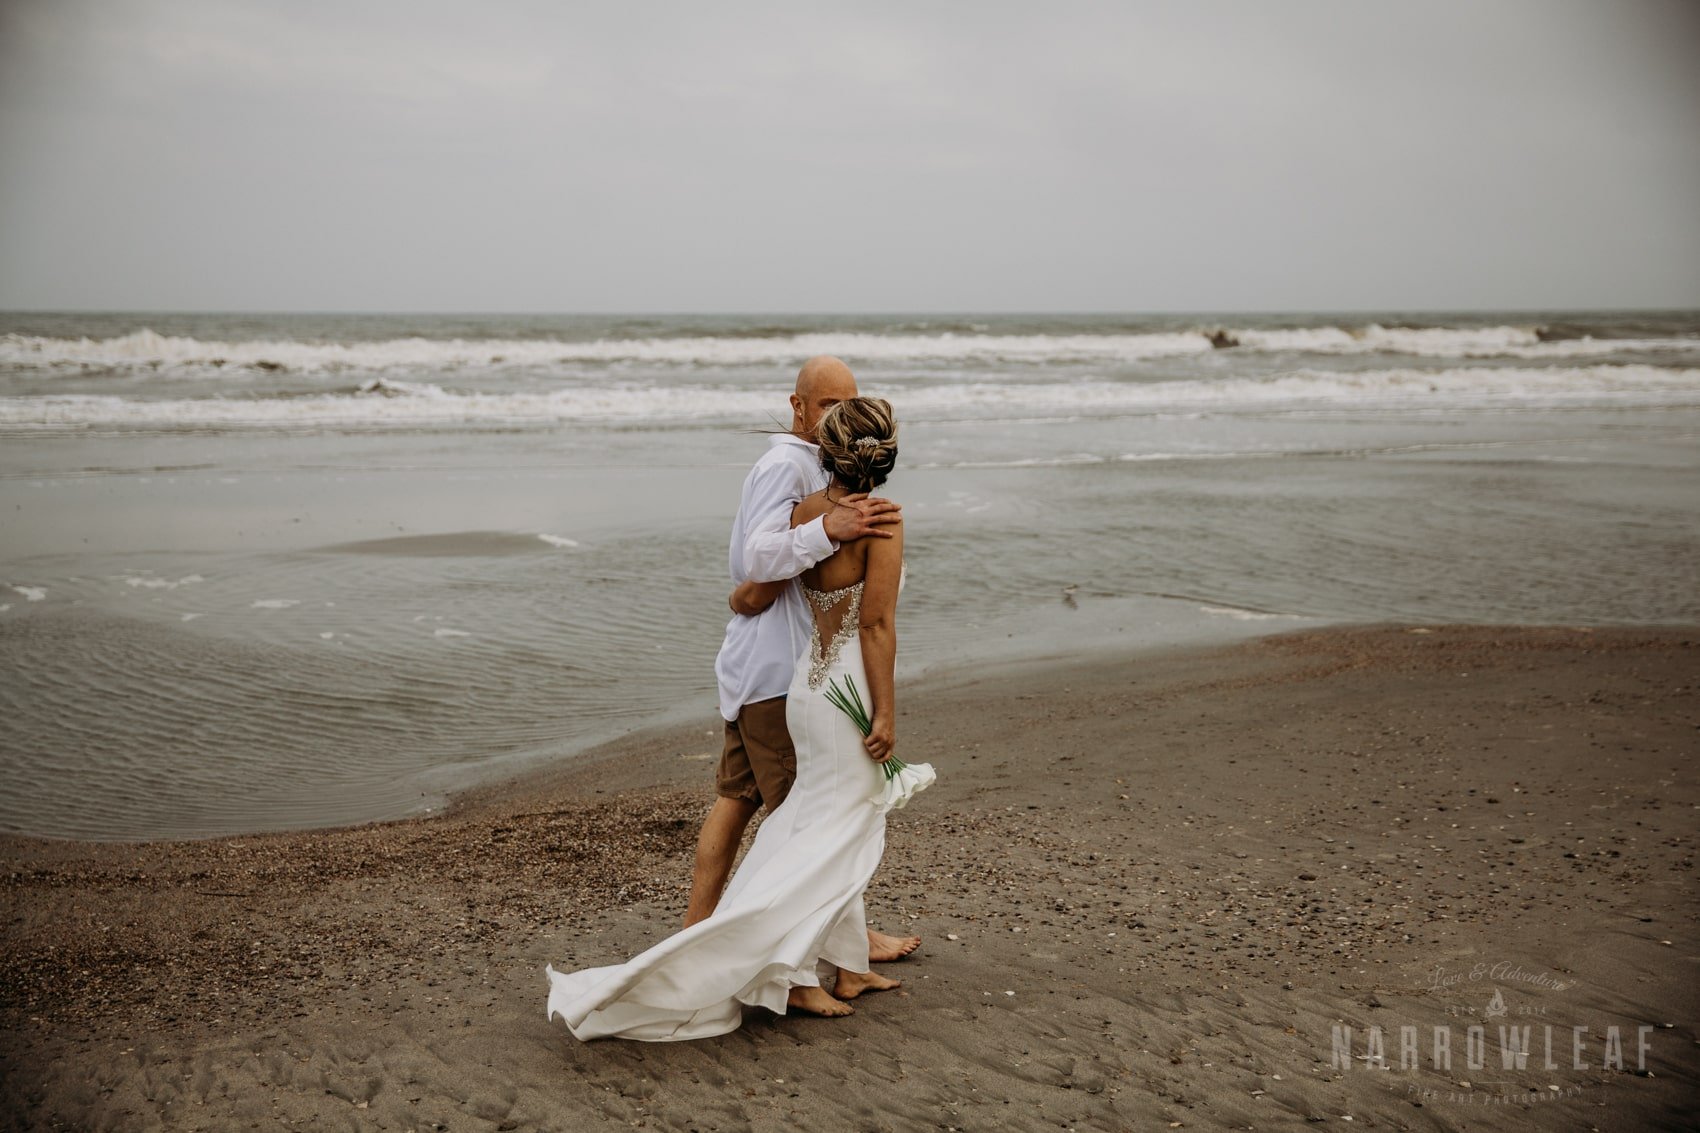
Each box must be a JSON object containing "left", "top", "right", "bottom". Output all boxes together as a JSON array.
[{"left": 544, "top": 574, "right": 892, "bottom": 1041}]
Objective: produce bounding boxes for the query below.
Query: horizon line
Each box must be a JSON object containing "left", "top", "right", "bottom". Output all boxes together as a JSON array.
[{"left": 2, "top": 304, "right": 1697, "bottom": 319}]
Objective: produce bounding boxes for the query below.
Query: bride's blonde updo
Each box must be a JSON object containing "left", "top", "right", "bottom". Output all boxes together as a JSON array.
[{"left": 815, "top": 396, "right": 898, "bottom": 494}]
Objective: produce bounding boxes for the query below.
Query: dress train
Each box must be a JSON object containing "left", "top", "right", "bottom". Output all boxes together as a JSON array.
[{"left": 544, "top": 586, "right": 885, "bottom": 1042}]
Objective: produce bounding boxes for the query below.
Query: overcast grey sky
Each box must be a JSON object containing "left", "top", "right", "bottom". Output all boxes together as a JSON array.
[{"left": 1, "top": 0, "right": 1696, "bottom": 313}]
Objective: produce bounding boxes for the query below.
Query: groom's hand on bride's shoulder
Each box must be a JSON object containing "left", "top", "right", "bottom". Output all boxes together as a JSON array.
[{"left": 824, "top": 494, "right": 902, "bottom": 543}]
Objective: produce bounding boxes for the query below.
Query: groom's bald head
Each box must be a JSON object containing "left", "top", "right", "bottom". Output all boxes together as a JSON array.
[
  {"left": 791, "top": 355, "right": 859, "bottom": 442},
  {"left": 795, "top": 355, "right": 857, "bottom": 402}
]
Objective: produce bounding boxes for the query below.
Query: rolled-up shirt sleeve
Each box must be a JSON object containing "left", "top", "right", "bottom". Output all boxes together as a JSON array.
[{"left": 741, "top": 459, "right": 838, "bottom": 582}]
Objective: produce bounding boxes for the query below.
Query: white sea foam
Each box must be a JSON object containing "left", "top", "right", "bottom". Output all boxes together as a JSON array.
[
  {"left": 11, "top": 585, "right": 46, "bottom": 601},
  {"left": 355, "top": 377, "right": 454, "bottom": 397},
  {"left": 537, "top": 533, "right": 580, "bottom": 548},
  {"left": 251, "top": 598, "right": 300, "bottom": 609},
  {"left": 1198, "top": 605, "right": 1306, "bottom": 621},
  {"left": 0, "top": 328, "right": 1204, "bottom": 372},
  {"left": 1235, "top": 325, "right": 1541, "bottom": 354},
  {"left": 1234, "top": 324, "right": 1696, "bottom": 358},
  {"left": 121, "top": 573, "right": 204, "bottom": 590},
  {"left": 1, "top": 365, "right": 1695, "bottom": 432},
  {"left": 3, "top": 325, "right": 1693, "bottom": 374}
]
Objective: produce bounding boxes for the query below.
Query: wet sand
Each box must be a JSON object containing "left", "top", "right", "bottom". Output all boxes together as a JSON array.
[{"left": 2, "top": 623, "right": 1696, "bottom": 1131}]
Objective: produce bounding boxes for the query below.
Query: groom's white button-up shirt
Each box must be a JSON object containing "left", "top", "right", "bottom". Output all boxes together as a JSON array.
[{"left": 715, "top": 433, "right": 837, "bottom": 721}]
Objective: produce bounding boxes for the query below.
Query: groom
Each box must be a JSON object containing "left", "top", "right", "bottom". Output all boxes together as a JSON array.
[{"left": 684, "top": 355, "right": 921, "bottom": 968}]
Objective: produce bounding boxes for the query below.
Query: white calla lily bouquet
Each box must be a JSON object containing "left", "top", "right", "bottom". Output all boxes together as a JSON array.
[{"left": 825, "top": 675, "right": 937, "bottom": 810}]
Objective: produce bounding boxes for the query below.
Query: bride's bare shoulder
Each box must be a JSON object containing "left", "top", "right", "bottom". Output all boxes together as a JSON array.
[
  {"left": 791, "top": 489, "right": 830, "bottom": 527},
  {"left": 865, "top": 505, "right": 905, "bottom": 561}
]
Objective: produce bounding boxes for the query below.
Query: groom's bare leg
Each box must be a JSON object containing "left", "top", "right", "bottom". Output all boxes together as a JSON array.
[
  {"left": 683, "top": 796, "right": 759, "bottom": 927},
  {"left": 868, "top": 927, "right": 922, "bottom": 961}
]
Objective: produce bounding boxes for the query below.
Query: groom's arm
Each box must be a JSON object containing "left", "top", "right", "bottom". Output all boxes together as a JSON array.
[
  {"left": 729, "top": 579, "right": 788, "bottom": 616},
  {"left": 740, "top": 461, "right": 837, "bottom": 584}
]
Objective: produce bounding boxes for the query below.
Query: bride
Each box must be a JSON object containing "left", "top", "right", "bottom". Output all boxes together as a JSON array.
[{"left": 545, "top": 396, "right": 923, "bottom": 1041}]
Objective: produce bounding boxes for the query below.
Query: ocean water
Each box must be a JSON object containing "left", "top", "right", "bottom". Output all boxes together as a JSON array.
[{"left": 2, "top": 310, "right": 1697, "bottom": 840}]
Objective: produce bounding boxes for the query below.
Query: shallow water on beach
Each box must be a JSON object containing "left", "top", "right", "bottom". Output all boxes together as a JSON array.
[{"left": 2, "top": 310, "right": 1697, "bottom": 839}]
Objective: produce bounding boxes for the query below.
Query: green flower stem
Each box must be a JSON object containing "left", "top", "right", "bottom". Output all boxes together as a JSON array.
[{"left": 827, "top": 675, "right": 906, "bottom": 781}]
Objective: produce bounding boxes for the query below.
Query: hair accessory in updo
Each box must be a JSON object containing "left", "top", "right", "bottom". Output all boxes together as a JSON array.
[{"left": 815, "top": 397, "right": 899, "bottom": 495}]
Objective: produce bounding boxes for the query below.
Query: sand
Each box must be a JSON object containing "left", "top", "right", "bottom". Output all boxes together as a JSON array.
[{"left": 2, "top": 623, "right": 1696, "bottom": 1131}]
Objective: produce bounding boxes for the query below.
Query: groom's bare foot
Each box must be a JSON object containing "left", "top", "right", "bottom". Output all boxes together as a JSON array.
[
  {"left": 833, "top": 970, "right": 902, "bottom": 1000},
  {"left": 788, "top": 986, "right": 854, "bottom": 1017},
  {"left": 868, "top": 928, "right": 921, "bottom": 962}
]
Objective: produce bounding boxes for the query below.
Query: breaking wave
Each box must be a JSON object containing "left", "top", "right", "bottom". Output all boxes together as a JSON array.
[
  {"left": 2, "top": 324, "right": 1695, "bottom": 375},
  {"left": 4, "top": 365, "right": 1696, "bottom": 433}
]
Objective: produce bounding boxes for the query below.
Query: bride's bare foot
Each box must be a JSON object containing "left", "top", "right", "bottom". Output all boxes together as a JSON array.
[
  {"left": 788, "top": 986, "right": 854, "bottom": 1017},
  {"left": 833, "top": 969, "right": 901, "bottom": 1000},
  {"left": 868, "top": 928, "right": 921, "bottom": 962}
]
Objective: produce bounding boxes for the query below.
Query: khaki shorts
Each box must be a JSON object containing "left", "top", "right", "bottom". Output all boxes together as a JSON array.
[{"left": 715, "top": 695, "right": 796, "bottom": 811}]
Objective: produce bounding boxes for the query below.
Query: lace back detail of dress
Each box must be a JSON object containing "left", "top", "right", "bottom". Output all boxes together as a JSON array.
[{"left": 801, "top": 580, "right": 863, "bottom": 691}]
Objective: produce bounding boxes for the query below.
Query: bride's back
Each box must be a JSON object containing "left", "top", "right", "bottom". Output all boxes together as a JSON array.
[
  {"left": 790, "top": 396, "right": 904, "bottom": 659},
  {"left": 791, "top": 484, "right": 906, "bottom": 652},
  {"left": 792, "top": 493, "right": 873, "bottom": 594}
]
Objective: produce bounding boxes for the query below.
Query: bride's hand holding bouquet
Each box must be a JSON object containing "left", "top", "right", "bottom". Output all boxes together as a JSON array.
[
  {"left": 864, "top": 714, "right": 894, "bottom": 763},
  {"left": 826, "top": 675, "right": 936, "bottom": 811}
]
